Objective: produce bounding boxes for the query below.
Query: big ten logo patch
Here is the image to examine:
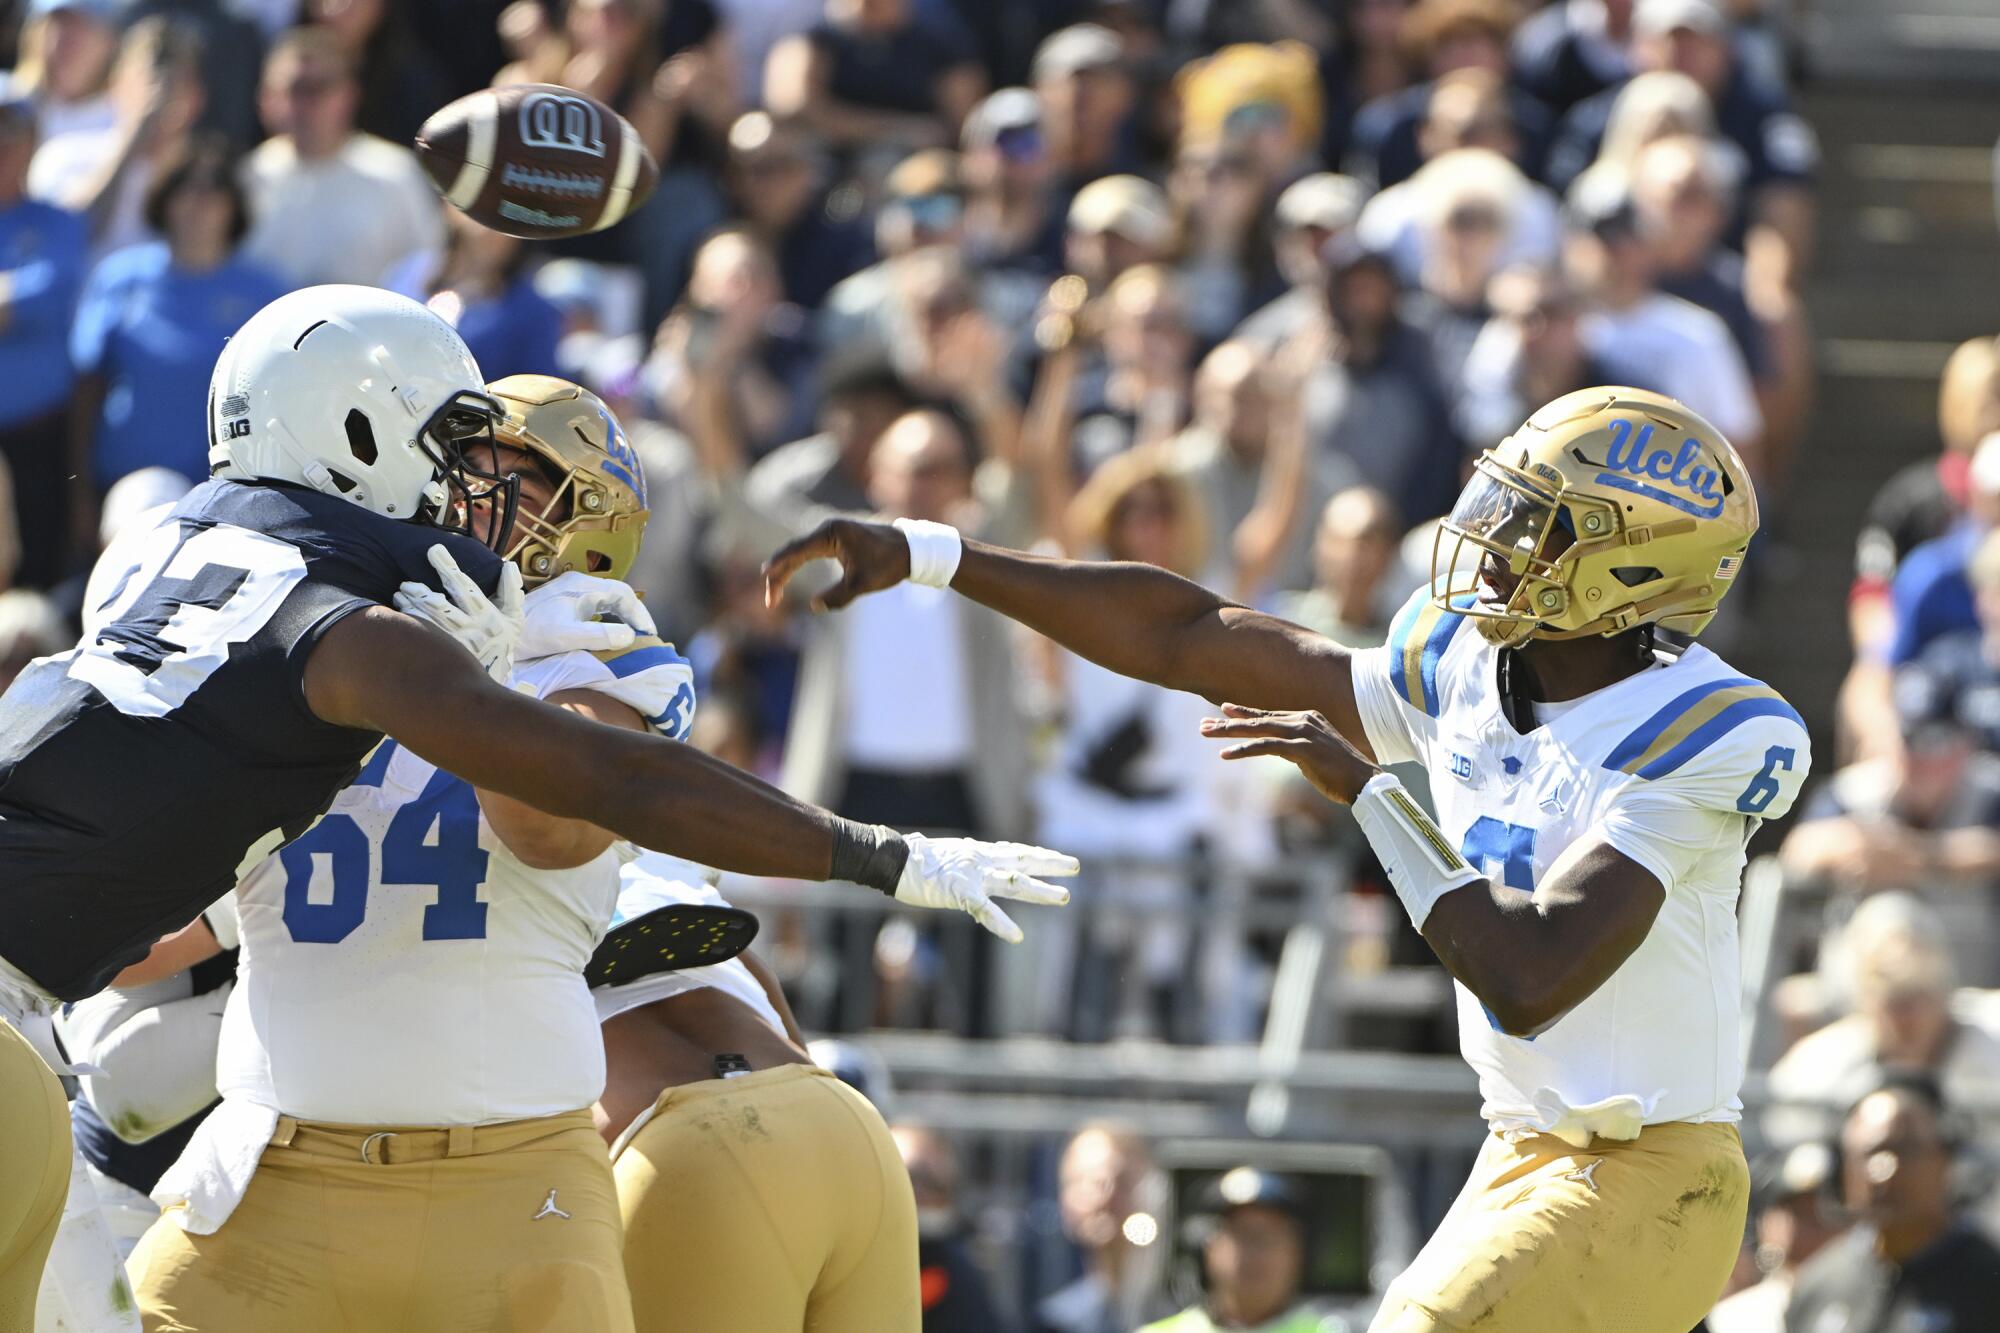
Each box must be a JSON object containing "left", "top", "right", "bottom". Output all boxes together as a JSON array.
[{"left": 519, "top": 94, "right": 606, "bottom": 157}]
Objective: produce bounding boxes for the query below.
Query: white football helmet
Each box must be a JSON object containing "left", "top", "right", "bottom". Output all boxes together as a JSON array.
[{"left": 207, "top": 285, "right": 516, "bottom": 540}]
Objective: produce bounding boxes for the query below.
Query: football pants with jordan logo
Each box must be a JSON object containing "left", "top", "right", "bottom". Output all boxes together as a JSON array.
[{"left": 129, "top": 1110, "right": 632, "bottom": 1333}]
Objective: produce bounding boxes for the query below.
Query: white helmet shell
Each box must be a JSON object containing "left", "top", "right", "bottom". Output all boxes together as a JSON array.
[{"left": 208, "top": 285, "right": 489, "bottom": 522}]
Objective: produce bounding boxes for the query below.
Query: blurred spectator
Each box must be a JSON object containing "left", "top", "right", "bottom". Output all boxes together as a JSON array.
[
  {"left": 302, "top": 0, "right": 449, "bottom": 146},
  {"left": 1139, "top": 1168, "right": 1319, "bottom": 1333},
  {"left": 1277, "top": 486, "right": 1406, "bottom": 648},
  {"left": 12, "top": 0, "right": 120, "bottom": 186},
  {"left": 1064, "top": 263, "right": 1195, "bottom": 473},
  {"left": 651, "top": 226, "right": 814, "bottom": 458},
  {"left": 121, "top": 0, "right": 261, "bottom": 148},
  {"left": 1588, "top": 68, "right": 1716, "bottom": 177},
  {"left": 1064, "top": 173, "right": 1172, "bottom": 295},
  {"left": 820, "top": 148, "right": 967, "bottom": 349},
  {"left": 1894, "top": 530, "right": 2000, "bottom": 757},
  {"left": 1234, "top": 172, "right": 1367, "bottom": 349},
  {"left": 1707, "top": 1144, "right": 1844, "bottom": 1333},
  {"left": 1768, "top": 899, "right": 2000, "bottom": 1138},
  {"left": 893, "top": 1124, "right": 1009, "bottom": 1333},
  {"left": 1454, "top": 265, "right": 1627, "bottom": 450},
  {"left": 1036, "top": 1124, "right": 1173, "bottom": 1333},
  {"left": 879, "top": 249, "right": 1027, "bottom": 485},
  {"left": 724, "top": 110, "right": 875, "bottom": 310},
  {"left": 1408, "top": 151, "right": 1552, "bottom": 400},
  {"left": 0, "top": 90, "right": 87, "bottom": 589},
  {"left": 781, "top": 407, "right": 1028, "bottom": 840},
  {"left": 1298, "top": 236, "right": 1461, "bottom": 527},
  {"left": 394, "top": 207, "right": 563, "bottom": 383},
  {"left": 1348, "top": 0, "right": 1553, "bottom": 189},
  {"left": 1174, "top": 41, "right": 1321, "bottom": 191},
  {"left": 763, "top": 0, "right": 986, "bottom": 155},
  {"left": 741, "top": 345, "right": 917, "bottom": 535},
  {"left": 50, "top": 17, "right": 208, "bottom": 258},
  {"left": 1547, "top": 0, "right": 1817, "bottom": 291},
  {"left": 1357, "top": 134, "right": 1561, "bottom": 292},
  {"left": 1885, "top": 434, "right": 2000, "bottom": 673},
  {"left": 71, "top": 136, "right": 284, "bottom": 492},
  {"left": 0, "top": 587, "right": 63, "bottom": 688},
  {"left": 1166, "top": 138, "right": 1275, "bottom": 347},
  {"left": 1509, "top": 0, "right": 1636, "bottom": 116},
  {"left": 241, "top": 26, "right": 445, "bottom": 287},
  {"left": 1560, "top": 164, "right": 1762, "bottom": 461},
  {"left": 960, "top": 86, "right": 1062, "bottom": 330},
  {"left": 1032, "top": 24, "right": 1139, "bottom": 195},
  {"left": 1784, "top": 1078, "right": 2000, "bottom": 1332}
]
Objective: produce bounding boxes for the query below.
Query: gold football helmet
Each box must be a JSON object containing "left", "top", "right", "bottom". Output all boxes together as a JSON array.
[
  {"left": 1434, "top": 386, "right": 1757, "bottom": 647},
  {"left": 486, "top": 374, "right": 649, "bottom": 585}
]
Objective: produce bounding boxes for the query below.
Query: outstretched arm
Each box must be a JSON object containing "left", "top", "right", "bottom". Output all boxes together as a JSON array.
[
  {"left": 303, "top": 606, "right": 1071, "bottom": 940},
  {"left": 1201, "top": 705, "right": 1665, "bottom": 1036},
  {"left": 763, "top": 518, "right": 1373, "bottom": 757}
]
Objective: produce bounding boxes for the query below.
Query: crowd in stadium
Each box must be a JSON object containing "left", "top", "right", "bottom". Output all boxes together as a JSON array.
[{"left": 0, "top": 0, "right": 1996, "bottom": 1329}]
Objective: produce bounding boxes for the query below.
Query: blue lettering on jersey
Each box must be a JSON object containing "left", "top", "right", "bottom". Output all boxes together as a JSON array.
[
  {"left": 1460, "top": 817, "right": 1540, "bottom": 1039},
  {"left": 1593, "top": 419, "right": 1726, "bottom": 519},
  {"left": 1449, "top": 753, "right": 1474, "bottom": 782}
]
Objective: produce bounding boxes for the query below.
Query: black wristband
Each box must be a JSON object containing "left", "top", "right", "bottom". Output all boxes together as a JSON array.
[{"left": 829, "top": 819, "right": 910, "bottom": 896}]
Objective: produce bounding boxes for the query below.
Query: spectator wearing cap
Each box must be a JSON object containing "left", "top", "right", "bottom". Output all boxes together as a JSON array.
[
  {"left": 1560, "top": 163, "right": 1763, "bottom": 463},
  {"left": 1139, "top": 1168, "right": 1321, "bottom": 1333},
  {"left": 1032, "top": 24, "right": 1140, "bottom": 198},
  {"left": 1547, "top": 0, "right": 1817, "bottom": 292},
  {"left": 1166, "top": 135, "right": 1275, "bottom": 346},
  {"left": 1706, "top": 1144, "right": 1844, "bottom": 1333},
  {"left": 1298, "top": 235, "right": 1462, "bottom": 526},
  {"left": 46, "top": 17, "right": 208, "bottom": 258},
  {"left": 723, "top": 111, "right": 875, "bottom": 310},
  {"left": 818, "top": 147, "right": 968, "bottom": 350},
  {"left": 0, "top": 90, "right": 88, "bottom": 589},
  {"left": 1174, "top": 42, "right": 1322, "bottom": 194},
  {"left": 1065, "top": 173, "right": 1172, "bottom": 295},
  {"left": 71, "top": 135, "right": 284, "bottom": 493},
  {"left": 1510, "top": 0, "right": 1638, "bottom": 117},
  {"left": 1035, "top": 1124, "right": 1173, "bottom": 1333},
  {"left": 763, "top": 0, "right": 986, "bottom": 155},
  {"left": 961, "top": 87, "right": 1062, "bottom": 276},
  {"left": 1884, "top": 434, "right": 2000, "bottom": 673},
  {"left": 891, "top": 1124, "right": 1008, "bottom": 1333},
  {"left": 1455, "top": 264, "right": 1631, "bottom": 452},
  {"left": 9, "top": 0, "right": 120, "bottom": 178},
  {"left": 1783, "top": 1077, "right": 2000, "bottom": 1332},
  {"left": 240, "top": 26, "right": 445, "bottom": 288},
  {"left": 1347, "top": 0, "right": 1554, "bottom": 190},
  {"left": 1356, "top": 130, "right": 1561, "bottom": 291},
  {"left": 1234, "top": 172, "right": 1368, "bottom": 349}
]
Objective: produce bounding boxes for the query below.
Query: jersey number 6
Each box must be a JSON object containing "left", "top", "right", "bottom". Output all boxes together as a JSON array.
[{"left": 1736, "top": 746, "right": 1795, "bottom": 815}]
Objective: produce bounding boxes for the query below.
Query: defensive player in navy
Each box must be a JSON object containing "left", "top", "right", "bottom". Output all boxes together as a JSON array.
[
  {"left": 766, "top": 388, "right": 1809, "bottom": 1332},
  {"left": 0, "top": 287, "right": 1073, "bottom": 1323}
]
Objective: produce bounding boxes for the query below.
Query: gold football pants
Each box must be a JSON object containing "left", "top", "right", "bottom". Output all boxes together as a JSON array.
[
  {"left": 613, "top": 1064, "right": 920, "bottom": 1333},
  {"left": 0, "top": 1014, "right": 70, "bottom": 1331},
  {"left": 1372, "top": 1120, "right": 1749, "bottom": 1333},
  {"left": 130, "top": 1109, "right": 632, "bottom": 1333}
]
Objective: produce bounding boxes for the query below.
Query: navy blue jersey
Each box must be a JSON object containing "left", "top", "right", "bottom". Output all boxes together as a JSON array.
[{"left": 0, "top": 479, "right": 503, "bottom": 1001}]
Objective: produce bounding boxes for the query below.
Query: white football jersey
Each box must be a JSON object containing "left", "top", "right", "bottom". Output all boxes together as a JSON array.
[
  {"left": 1351, "top": 588, "right": 1810, "bottom": 1136},
  {"left": 219, "top": 620, "right": 697, "bottom": 1125}
]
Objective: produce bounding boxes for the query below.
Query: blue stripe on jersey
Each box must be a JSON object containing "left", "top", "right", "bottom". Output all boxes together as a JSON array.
[
  {"left": 602, "top": 640, "right": 689, "bottom": 680},
  {"left": 1632, "top": 697, "right": 1806, "bottom": 780},
  {"left": 1387, "top": 592, "right": 1475, "bottom": 718}
]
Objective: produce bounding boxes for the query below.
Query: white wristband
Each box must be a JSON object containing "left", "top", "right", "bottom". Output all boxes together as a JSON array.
[
  {"left": 894, "top": 518, "right": 963, "bottom": 589},
  {"left": 1349, "top": 772, "right": 1483, "bottom": 931}
]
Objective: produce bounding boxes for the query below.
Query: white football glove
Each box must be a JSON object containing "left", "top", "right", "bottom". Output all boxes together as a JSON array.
[
  {"left": 394, "top": 545, "right": 524, "bottom": 684},
  {"left": 895, "top": 834, "right": 1077, "bottom": 943},
  {"left": 517, "top": 570, "right": 660, "bottom": 659}
]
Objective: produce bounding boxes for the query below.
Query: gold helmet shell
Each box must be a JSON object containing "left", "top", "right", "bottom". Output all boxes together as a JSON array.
[
  {"left": 486, "top": 374, "right": 649, "bottom": 586},
  {"left": 1433, "top": 386, "right": 1757, "bottom": 647}
]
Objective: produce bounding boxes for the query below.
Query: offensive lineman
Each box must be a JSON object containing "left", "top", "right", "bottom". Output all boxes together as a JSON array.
[
  {"left": 0, "top": 287, "right": 1073, "bottom": 1323},
  {"left": 595, "top": 857, "right": 921, "bottom": 1333},
  {"left": 766, "top": 388, "right": 1810, "bottom": 1332},
  {"left": 128, "top": 374, "right": 687, "bottom": 1331}
]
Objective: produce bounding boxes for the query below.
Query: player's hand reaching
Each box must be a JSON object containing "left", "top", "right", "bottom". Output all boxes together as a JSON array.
[
  {"left": 762, "top": 518, "right": 912, "bottom": 611},
  {"left": 394, "top": 546, "right": 524, "bottom": 684},
  {"left": 518, "top": 570, "right": 659, "bottom": 657},
  {"left": 894, "top": 834, "right": 1077, "bottom": 944},
  {"left": 1201, "top": 703, "right": 1381, "bottom": 804}
]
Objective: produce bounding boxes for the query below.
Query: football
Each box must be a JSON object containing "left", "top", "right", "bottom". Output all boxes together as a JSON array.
[{"left": 415, "top": 83, "right": 659, "bottom": 240}]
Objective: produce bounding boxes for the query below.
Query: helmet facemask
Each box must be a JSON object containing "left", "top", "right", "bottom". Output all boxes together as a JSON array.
[{"left": 414, "top": 390, "right": 521, "bottom": 552}]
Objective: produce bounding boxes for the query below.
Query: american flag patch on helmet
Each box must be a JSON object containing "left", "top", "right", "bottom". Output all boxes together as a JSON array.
[{"left": 1715, "top": 555, "right": 1743, "bottom": 580}]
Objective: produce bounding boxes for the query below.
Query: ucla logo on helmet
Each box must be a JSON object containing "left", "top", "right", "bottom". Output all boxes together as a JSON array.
[
  {"left": 1592, "top": 419, "right": 1725, "bottom": 519},
  {"left": 519, "top": 94, "right": 606, "bottom": 158},
  {"left": 597, "top": 409, "right": 647, "bottom": 507}
]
